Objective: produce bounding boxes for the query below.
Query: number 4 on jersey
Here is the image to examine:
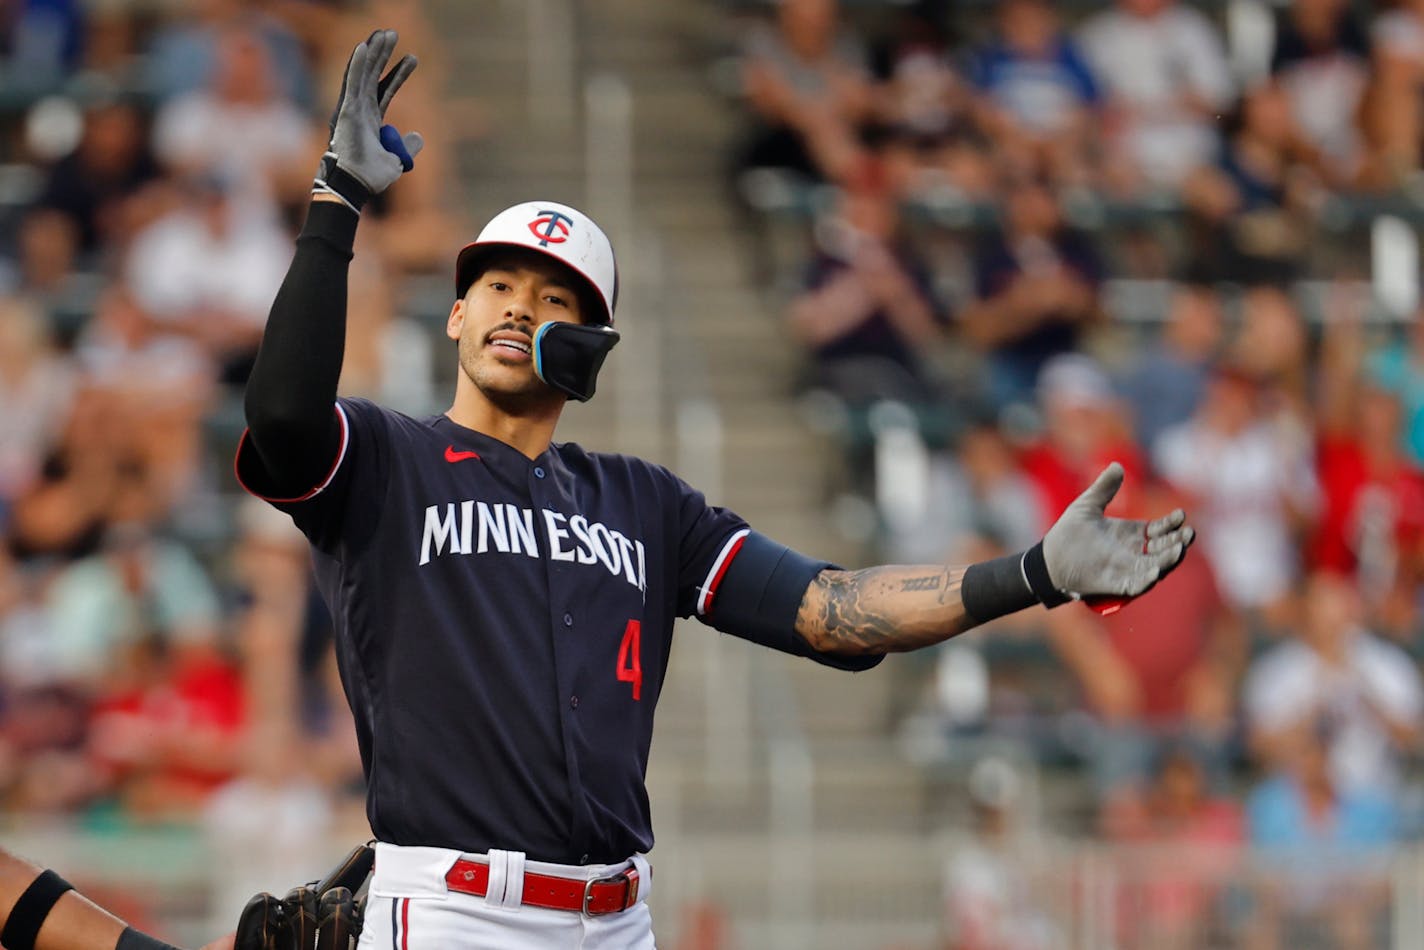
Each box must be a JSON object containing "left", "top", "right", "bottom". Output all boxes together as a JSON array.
[{"left": 616, "top": 620, "right": 642, "bottom": 700}]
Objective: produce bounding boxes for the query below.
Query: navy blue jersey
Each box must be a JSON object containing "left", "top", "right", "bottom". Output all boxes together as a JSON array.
[{"left": 235, "top": 397, "right": 866, "bottom": 864}]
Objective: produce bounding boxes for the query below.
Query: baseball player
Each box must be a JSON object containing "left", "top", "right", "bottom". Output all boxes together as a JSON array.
[{"left": 234, "top": 30, "right": 1194, "bottom": 949}]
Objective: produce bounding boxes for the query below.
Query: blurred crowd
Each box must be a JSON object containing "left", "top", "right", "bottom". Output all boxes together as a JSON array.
[
  {"left": 2, "top": 0, "right": 1424, "bottom": 944},
  {"left": 729, "top": 0, "right": 1424, "bottom": 945},
  {"left": 0, "top": 0, "right": 467, "bottom": 895}
]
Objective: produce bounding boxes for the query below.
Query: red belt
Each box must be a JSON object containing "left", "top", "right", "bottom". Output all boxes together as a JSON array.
[{"left": 444, "top": 858, "right": 642, "bottom": 916}]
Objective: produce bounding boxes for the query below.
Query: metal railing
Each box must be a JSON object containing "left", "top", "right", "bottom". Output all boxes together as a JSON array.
[{"left": 12, "top": 820, "right": 1424, "bottom": 949}]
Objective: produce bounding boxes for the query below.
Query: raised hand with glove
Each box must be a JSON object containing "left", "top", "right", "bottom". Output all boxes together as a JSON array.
[{"left": 313, "top": 29, "right": 423, "bottom": 213}]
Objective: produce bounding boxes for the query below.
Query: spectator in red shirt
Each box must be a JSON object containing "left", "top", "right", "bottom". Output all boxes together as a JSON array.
[
  {"left": 1021, "top": 358, "right": 1243, "bottom": 797},
  {"left": 1314, "top": 383, "right": 1424, "bottom": 633},
  {"left": 1316, "top": 299, "right": 1424, "bottom": 637},
  {"left": 87, "top": 630, "right": 245, "bottom": 820},
  {"left": 1047, "top": 480, "right": 1245, "bottom": 795},
  {"left": 1018, "top": 353, "right": 1144, "bottom": 527}
]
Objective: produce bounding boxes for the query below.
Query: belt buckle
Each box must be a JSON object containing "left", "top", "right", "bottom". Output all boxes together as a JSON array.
[{"left": 583, "top": 869, "right": 636, "bottom": 916}]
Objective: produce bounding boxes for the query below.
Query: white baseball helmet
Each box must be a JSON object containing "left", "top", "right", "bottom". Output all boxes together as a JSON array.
[{"left": 455, "top": 201, "right": 618, "bottom": 326}]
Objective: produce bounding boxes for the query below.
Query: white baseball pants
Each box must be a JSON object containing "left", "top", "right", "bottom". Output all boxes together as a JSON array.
[{"left": 356, "top": 842, "right": 655, "bottom": 949}]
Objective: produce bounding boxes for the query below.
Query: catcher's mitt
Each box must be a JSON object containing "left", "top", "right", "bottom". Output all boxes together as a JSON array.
[{"left": 234, "top": 844, "right": 373, "bottom": 950}]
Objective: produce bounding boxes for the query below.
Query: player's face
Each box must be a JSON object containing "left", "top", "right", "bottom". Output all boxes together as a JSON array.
[{"left": 447, "top": 254, "right": 585, "bottom": 405}]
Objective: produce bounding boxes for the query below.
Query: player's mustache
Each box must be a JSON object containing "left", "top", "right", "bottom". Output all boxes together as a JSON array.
[{"left": 484, "top": 322, "right": 534, "bottom": 343}]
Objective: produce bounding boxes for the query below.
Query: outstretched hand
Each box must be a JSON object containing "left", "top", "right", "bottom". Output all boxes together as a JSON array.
[
  {"left": 1041, "top": 462, "right": 1195, "bottom": 607},
  {"left": 315, "top": 28, "right": 425, "bottom": 210}
]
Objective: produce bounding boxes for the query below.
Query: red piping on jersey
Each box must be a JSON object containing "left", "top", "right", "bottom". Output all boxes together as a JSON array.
[
  {"left": 698, "top": 528, "right": 750, "bottom": 616},
  {"left": 233, "top": 403, "right": 350, "bottom": 503}
]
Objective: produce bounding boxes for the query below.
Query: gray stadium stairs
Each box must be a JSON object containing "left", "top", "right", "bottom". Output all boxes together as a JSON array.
[{"left": 426, "top": 2, "right": 953, "bottom": 945}]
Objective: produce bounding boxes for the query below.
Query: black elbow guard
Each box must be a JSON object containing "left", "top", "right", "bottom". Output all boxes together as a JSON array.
[{"left": 705, "top": 531, "right": 882, "bottom": 672}]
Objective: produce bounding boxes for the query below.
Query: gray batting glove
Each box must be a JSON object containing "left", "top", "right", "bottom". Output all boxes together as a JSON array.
[
  {"left": 314, "top": 29, "right": 424, "bottom": 212},
  {"left": 1039, "top": 462, "right": 1195, "bottom": 602}
]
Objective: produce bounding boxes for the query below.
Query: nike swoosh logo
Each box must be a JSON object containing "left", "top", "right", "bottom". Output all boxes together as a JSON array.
[{"left": 444, "top": 445, "right": 481, "bottom": 463}]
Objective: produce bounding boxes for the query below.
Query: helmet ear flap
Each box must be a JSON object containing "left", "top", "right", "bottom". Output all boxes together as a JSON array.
[{"left": 533, "top": 323, "right": 620, "bottom": 402}]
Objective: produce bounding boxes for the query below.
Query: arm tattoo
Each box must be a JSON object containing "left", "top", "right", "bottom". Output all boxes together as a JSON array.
[
  {"left": 937, "top": 566, "right": 961, "bottom": 605},
  {"left": 797, "top": 564, "right": 970, "bottom": 655},
  {"left": 816, "top": 569, "right": 901, "bottom": 648}
]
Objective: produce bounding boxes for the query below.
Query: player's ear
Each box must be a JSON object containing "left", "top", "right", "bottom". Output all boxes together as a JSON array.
[{"left": 446, "top": 299, "right": 465, "bottom": 342}]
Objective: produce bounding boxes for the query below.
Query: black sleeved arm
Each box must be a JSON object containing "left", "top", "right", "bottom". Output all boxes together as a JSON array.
[
  {"left": 708, "top": 531, "right": 883, "bottom": 672},
  {"left": 671, "top": 467, "right": 881, "bottom": 672},
  {"left": 241, "top": 200, "right": 359, "bottom": 497}
]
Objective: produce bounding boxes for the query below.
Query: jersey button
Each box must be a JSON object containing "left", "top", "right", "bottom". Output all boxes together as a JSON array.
[
  {"left": 534, "top": 466, "right": 545, "bottom": 479},
  {"left": 580, "top": 854, "right": 589, "bottom": 864},
  {"left": 569, "top": 695, "right": 579, "bottom": 709},
  {"left": 563, "top": 613, "right": 573, "bottom": 627}
]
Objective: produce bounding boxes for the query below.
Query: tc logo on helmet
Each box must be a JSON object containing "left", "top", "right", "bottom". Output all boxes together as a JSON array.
[{"left": 528, "top": 210, "right": 574, "bottom": 247}]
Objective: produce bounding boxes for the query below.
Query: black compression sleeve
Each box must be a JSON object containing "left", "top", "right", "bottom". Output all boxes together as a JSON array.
[{"left": 242, "top": 201, "right": 359, "bottom": 496}]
